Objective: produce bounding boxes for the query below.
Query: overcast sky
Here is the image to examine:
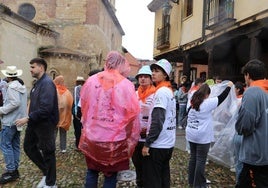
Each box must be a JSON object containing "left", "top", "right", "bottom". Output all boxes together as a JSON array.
[{"left": 115, "top": 0, "right": 154, "bottom": 60}]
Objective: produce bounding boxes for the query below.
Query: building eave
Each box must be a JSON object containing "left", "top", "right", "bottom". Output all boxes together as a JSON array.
[
  {"left": 39, "top": 46, "right": 91, "bottom": 61},
  {"left": 148, "top": 0, "right": 165, "bottom": 12}
]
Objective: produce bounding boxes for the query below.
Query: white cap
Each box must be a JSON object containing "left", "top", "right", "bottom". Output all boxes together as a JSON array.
[
  {"left": 150, "top": 59, "right": 172, "bottom": 79},
  {"left": 135, "top": 65, "right": 152, "bottom": 79}
]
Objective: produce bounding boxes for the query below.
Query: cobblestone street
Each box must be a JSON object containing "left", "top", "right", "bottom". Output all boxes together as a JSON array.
[{"left": 0, "top": 127, "right": 236, "bottom": 187}]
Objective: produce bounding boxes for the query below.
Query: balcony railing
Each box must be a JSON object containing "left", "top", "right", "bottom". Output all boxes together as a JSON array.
[
  {"left": 206, "top": 0, "right": 236, "bottom": 30},
  {"left": 156, "top": 24, "right": 170, "bottom": 50}
]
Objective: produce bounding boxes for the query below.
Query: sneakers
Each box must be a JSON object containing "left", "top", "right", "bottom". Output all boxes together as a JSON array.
[
  {"left": 61, "top": 149, "right": 66, "bottom": 153},
  {"left": 37, "top": 176, "right": 57, "bottom": 188},
  {"left": 230, "top": 167, "right": 236, "bottom": 172},
  {"left": 0, "top": 170, "right": 20, "bottom": 184},
  {"left": 37, "top": 176, "right": 46, "bottom": 188},
  {"left": 206, "top": 179, "right": 211, "bottom": 184},
  {"left": 44, "top": 185, "right": 57, "bottom": 188},
  {"left": 178, "top": 126, "right": 183, "bottom": 130}
]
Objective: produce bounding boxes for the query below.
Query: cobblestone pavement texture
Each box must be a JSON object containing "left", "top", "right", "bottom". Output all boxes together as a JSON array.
[{"left": 0, "top": 127, "right": 235, "bottom": 187}]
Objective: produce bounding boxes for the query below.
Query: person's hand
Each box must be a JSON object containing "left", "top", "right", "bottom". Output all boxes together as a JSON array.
[
  {"left": 15, "top": 117, "right": 28, "bottom": 127},
  {"left": 227, "top": 81, "right": 233, "bottom": 87},
  {"left": 142, "top": 146, "right": 150, "bottom": 157}
]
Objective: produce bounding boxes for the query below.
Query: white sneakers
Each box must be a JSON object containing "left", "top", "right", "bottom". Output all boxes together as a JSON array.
[
  {"left": 36, "top": 176, "right": 57, "bottom": 188},
  {"left": 230, "top": 166, "right": 236, "bottom": 172},
  {"left": 44, "top": 185, "right": 57, "bottom": 188},
  {"left": 37, "top": 176, "right": 46, "bottom": 188}
]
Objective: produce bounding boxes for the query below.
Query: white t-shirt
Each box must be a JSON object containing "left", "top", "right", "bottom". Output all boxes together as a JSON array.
[
  {"left": 150, "top": 87, "right": 176, "bottom": 148},
  {"left": 137, "top": 91, "right": 155, "bottom": 142},
  {"left": 186, "top": 97, "right": 218, "bottom": 144}
]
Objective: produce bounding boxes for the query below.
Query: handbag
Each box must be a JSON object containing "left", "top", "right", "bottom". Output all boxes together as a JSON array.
[{"left": 181, "top": 107, "right": 191, "bottom": 129}]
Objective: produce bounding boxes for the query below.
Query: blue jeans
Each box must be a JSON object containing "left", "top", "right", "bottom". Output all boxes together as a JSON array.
[
  {"left": 85, "top": 169, "right": 117, "bottom": 188},
  {"left": 0, "top": 125, "right": 20, "bottom": 171},
  {"left": 188, "top": 142, "right": 210, "bottom": 188},
  {"left": 55, "top": 127, "right": 67, "bottom": 150},
  {"left": 233, "top": 133, "right": 243, "bottom": 183},
  {"left": 178, "top": 104, "right": 187, "bottom": 127}
]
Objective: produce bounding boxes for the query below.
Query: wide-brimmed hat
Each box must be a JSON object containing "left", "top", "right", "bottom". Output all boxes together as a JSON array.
[
  {"left": 135, "top": 65, "right": 152, "bottom": 80},
  {"left": 1, "top": 66, "right": 23, "bottom": 77},
  {"left": 150, "top": 59, "right": 172, "bottom": 79},
  {"left": 76, "top": 76, "right": 85, "bottom": 81}
]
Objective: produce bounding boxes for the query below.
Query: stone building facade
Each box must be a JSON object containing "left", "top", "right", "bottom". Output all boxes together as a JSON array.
[
  {"left": 0, "top": 4, "right": 59, "bottom": 91},
  {"left": 0, "top": 0, "right": 125, "bottom": 90}
]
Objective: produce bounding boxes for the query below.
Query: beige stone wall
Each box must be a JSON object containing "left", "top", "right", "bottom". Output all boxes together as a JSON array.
[
  {"left": 0, "top": 0, "right": 122, "bottom": 69},
  {"left": 0, "top": 12, "right": 56, "bottom": 92},
  {"left": 0, "top": 0, "right": 124, "bottom": 90},
  {"left": 45, "top": 56, "right": 89, "bottom": 92},
  {"left": 0, "top": 0, "right": 122, "bottom": 66}
]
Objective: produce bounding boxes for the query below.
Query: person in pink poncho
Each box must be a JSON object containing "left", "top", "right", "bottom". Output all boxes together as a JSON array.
[{"left": 79, "top": 51, "right": 140, "bottom": 188}]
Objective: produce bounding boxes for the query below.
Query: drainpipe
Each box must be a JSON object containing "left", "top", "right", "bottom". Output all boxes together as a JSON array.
[{"left": 202, "top": 0, "right": 206, "bottom": 40}]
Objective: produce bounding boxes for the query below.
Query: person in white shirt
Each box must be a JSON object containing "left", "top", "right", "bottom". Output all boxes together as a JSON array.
[
  {"left": 186, "top": 82, "right": 233, "bottom": 187},
  {"left": 132, "top": 65, "right": 155, "bottom": 188},
  {"left": 142, "top": 59, "right": 176, "bottom": 188}
]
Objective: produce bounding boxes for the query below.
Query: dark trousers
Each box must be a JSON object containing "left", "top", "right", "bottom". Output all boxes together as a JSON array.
[
  {"left": 143, "top": 147, "right": 173, "bottom": 188},
  {"left": 188, "top": 142, "right": 210, "bottom": 188},
  {"left": 132, "top": 141, "right": 145, "bottom": 187},
  {"left": 73, "top": 116, "right": 82, "bottom": 148},
  {"left": 236, "top": 163, "right": 268, "bottom": 188},
  {"left": 24, "top": 122, "right": 56, "bottom": 186}
]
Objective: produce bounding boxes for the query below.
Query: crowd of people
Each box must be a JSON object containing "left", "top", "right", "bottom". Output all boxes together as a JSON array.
[{"left": 0, "top": 52, "right": 267, "bottom": 188}]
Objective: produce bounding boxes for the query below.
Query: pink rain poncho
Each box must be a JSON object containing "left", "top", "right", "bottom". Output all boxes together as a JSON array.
[{"left": 79, "top": 69, "right": 140, "bottom": 169}]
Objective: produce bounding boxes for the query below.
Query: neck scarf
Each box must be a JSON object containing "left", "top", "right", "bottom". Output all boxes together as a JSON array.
[
  {"left": 155, "top": 81, "right": 172, "bottom": 92},
  {"left": 138, "top": 85, "right": 156, "bottom": 103},
  {"left": 56, "top": 85, "right": 67, "bottom": 95}
]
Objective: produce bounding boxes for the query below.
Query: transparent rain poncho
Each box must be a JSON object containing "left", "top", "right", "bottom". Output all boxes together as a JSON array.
[
  {"left": 79, "top": 70, "right": 140, "bottom": 167},
  {"left": 207, "top": 81, "right": 239, "bottom": 168}
]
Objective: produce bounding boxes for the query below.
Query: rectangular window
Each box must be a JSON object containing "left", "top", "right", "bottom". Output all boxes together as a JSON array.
[{"left": 184, "top": 0, "right": 193, "bottom": 18}]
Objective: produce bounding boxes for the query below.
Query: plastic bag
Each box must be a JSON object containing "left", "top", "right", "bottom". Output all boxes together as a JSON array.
[{"left": 207, "top": 81, "right": 239, "bottom": 168}]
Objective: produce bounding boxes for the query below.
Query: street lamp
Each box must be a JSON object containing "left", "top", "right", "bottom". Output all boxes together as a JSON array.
[
  {"left": 162, "top": 1, "right": 172, "bottom": 16},
  {"left": 171, "top": 0, "right": 179, "bottom": 3}
]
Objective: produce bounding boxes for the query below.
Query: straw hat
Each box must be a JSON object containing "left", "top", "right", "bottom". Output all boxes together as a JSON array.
[{"left": 1, "top": 66, "right": 23, "bottom": 77}]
